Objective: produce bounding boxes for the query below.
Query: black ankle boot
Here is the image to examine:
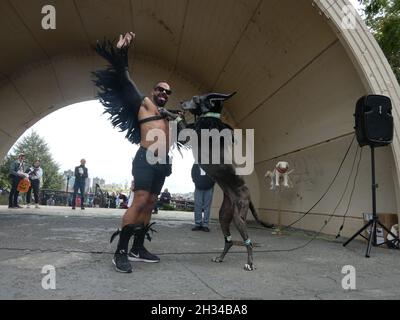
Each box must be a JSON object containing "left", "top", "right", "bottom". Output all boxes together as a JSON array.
[
  {"left": 128, "top": 223, "right": 160, "bottom": 263},
  {"left": 110, "top": 224, "right": 142, "bottom": 273}
]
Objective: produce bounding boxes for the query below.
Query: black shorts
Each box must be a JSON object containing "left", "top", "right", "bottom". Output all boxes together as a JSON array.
[{"left": 132, "top": 146, "right": 172, "bottom": 195}]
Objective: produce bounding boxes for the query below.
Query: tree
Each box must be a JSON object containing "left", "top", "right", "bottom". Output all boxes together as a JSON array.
[
  {"left": 360, "top": 0, "right": 400, "bottom": 82},
  {"left": 0, "top": 131, "right": 64, "bottom": 191},
  {"left": 0, "top": 160, "right": 11, "bottom": 191}
]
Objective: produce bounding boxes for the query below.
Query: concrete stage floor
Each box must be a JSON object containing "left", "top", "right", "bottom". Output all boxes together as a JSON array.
[{"left": 0, "top": 206, "right": 399, "bottom": 300}]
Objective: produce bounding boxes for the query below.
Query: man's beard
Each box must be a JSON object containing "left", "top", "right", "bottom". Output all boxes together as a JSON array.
[{"left": 153, "top": 95, "right": 167, "bottom": 108}]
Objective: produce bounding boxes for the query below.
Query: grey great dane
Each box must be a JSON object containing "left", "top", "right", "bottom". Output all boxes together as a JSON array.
[{"left": 175, "top": 92, "right": 273, "bottom": 271}]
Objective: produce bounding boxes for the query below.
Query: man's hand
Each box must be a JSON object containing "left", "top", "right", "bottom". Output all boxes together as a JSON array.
[
  {"left": 158, "top": 107, "right": 180, "bottom": 120},
  {"left": 117, "top": 32, "right": 136, "bottom": 49}
]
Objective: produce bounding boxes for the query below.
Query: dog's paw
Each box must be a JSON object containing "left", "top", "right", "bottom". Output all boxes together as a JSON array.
[
  {"left": 212, "top": 257, "right": 223, "bottom": 263},
  {"left": 244, "top": 264, "right": 255, "bottom": 271}
]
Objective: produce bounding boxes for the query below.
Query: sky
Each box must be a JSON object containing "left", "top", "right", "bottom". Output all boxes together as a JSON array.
[
  {"left": 351, "top": 0, "right": 362, "bottom": 9},
  {"left": 10, "top": 0, "right": 363, "bottom": 193},
  {"left": 15, "top": 100, "right": 195, "bottom": 194}
]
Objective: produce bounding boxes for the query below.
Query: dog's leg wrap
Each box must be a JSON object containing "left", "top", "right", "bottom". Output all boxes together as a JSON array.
[
  {"left": 244, "top": 238, "right": 254, "bottom": 271},
  {"left": 244, "top": 238, "right": 253, "bottom": 248}
]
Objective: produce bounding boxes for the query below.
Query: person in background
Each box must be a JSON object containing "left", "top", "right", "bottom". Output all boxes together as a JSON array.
[
  {"left": 8, "top": 153, "right": 28, "bottom": 209},
  {"left": 155, "top": 188, "right": 171, "bottom": 213},
  {"left": 191, "top": 163, "right": 215, "bottom": 232},
  {"left": 119, "top": 193, "right": 128, "bottom": 209},
  {"left": 26, "top": 159, "right": 43, "bottom": 209},
  {"left": 116, "top": 192, "right": 121, "bottom": 208},
  {"left": 128, "top": 179, "right": 135, "bottom": 208},
  {"left": 72, "top": 159, "right": 88, "bottom": 210},
  {"left": 159, "top": 188, "right": 171, "bottom": 206},
  {"left": 109, "top": 192, "right": 117, "bottom": 208},
  {"left": 47, "top": 196, "right": 55, "bottom": 206}
]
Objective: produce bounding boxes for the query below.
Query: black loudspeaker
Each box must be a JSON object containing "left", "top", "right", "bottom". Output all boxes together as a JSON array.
[{"left": 354, "top": 95, "right": 393, "bottom": 147}]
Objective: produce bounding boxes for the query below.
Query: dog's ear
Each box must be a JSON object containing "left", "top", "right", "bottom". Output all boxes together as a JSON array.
[
  {"left": 205, "top": 92, "right": 236, "bottom": 104},
  {"left": 202, "top": 92, "right": 236, "bottom": 112}
]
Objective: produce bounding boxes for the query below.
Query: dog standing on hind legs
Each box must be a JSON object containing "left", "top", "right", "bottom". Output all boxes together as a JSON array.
[{"left": 178, "top": 93, "right": 273, "bottom": 271}]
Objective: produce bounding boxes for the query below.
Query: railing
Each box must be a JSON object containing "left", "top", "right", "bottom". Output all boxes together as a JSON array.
[
  {"left": 39, "top": 189, "right": 96, "bottom": 207},
  {"left": 38, "top": 189, "right": 194, "bottom": 210},
  {"left": 173, "top": 199, "right": 194, "bottom": 211}
]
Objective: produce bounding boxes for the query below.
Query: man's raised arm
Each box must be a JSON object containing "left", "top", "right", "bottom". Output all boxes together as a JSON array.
[{"left": 93, "top": 32, "right": 145, "bottom": 144}]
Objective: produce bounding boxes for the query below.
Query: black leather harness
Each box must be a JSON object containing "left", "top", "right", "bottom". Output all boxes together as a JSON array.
[{"left": 138, "top": 115, "right": 166, "bottom": 125}]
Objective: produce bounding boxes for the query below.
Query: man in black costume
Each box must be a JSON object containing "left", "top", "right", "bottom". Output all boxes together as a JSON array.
[{"left": 94, "top": 32, "right": 181, "bottom": 273}]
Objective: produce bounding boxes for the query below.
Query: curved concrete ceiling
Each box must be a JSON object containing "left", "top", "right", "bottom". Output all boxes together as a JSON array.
[{"left": 0, "top": 0, "right": 399, "bottom": 235}]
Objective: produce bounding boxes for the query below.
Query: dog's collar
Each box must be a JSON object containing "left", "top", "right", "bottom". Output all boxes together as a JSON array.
[
  {"left": 276, "top": 167, "right": 287, "bottom": 174},
  {"left": 200, "top": 112, "right": 221, "bottom": 119}
]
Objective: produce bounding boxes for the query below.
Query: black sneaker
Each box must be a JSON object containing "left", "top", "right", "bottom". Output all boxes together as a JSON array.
[
  {"left": 112, "top": 250, "right": 133, "bottom": 273},
  {"left": 202, "top": 227, "right": 210, "bottom": 232},
  {"left": 72, "top": 207, "right": 76, "bottom": 210},
  {"left": 128, "top": 247, "right": 160, "bottom": 263},
  {"left": 192, "top": 226, "right": 203, "bottom": 231}
]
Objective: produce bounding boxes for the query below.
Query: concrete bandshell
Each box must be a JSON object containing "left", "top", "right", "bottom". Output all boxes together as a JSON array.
[{"left": 0, "top": 0, "right": 399, "bottom": 237}]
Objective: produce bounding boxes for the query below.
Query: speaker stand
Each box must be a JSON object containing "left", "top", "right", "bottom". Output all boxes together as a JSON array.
[{"left": 343, "top": 146, "right": 399, "bottom": 257}]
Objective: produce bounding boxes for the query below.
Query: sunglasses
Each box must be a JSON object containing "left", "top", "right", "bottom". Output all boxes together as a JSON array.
[{"left": 155, "top": 86, "right": 172, "bottom": 96}]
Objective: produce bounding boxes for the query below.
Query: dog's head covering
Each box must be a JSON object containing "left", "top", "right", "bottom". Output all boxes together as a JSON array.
[{"left": 181, "top": 92, "right": 236, "bottom": 116}]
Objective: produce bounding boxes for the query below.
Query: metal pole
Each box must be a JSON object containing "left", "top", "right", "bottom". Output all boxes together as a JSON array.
[
  {"left": 272, "top": 185, "right": 283, "bottom": 235},
  {"left": 277, "top": 185, "right": 282, "bottom": 234},
  {"left": 371, "top": 146, "right": 377, "bottom": 246},
  {"left": 66, "top": 176, "right": 70, "bottom": 206}
]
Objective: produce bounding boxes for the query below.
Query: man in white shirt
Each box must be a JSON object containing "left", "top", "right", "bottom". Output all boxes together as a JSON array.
[{"left": 26, "top": 159, "right": 43, "bottom": 209}]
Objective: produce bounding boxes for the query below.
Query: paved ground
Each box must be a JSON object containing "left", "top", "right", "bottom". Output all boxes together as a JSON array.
[{"left": 0, "top": 205, "right": 399, "bottom": 300}]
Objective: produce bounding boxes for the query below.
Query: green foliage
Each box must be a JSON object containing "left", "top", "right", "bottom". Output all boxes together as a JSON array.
[
  {"left": 360, "top": 0, "right": 400, "bottom": 82},
  {"left": 161, "top": 204, "right": 176, "bottom": 211},
  {"left": 0, "top": 194, "right": 9, "bottom": 205},
  {"left": 0, "top": 158, "right": 11, "bottom": 190},
  {"left": 0, "top": 131, "right": 63, "bottom": 191}
]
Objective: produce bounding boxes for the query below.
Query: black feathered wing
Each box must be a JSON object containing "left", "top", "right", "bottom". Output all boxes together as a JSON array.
[{"left": 92, "top": 39, "right": 144, "bottom": 144}]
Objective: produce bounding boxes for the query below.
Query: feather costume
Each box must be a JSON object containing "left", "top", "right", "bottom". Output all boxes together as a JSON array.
[{"left": 92, "top": 39, "right": 144, "bottom": 144}]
